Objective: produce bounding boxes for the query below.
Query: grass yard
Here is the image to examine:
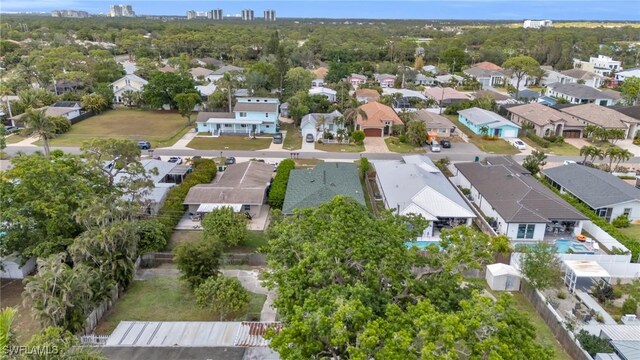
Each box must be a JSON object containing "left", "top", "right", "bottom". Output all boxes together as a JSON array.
[
  {"left": 280, "top": 123, "right": 302, "bottom": 150},
  {"left": 446, "top": 115, "right": 518, "bottom": 155},
  {"left": 187, "top": 136, "right": 271, "bottom": 151},
  {"left": 316, "top": 142, "right": 364, "bottom": 152},
  {"left": 6, "top": 134, "right": 28, "bottom": 144},
  {"left": 168, "top": 230, "right": 268, "bottom": 253},
  {"left": 0, "top": 280, "right": 42, "bottom": 344},
  {"left": 618, "top": 224, "right": 640, "bottom": 240},
  {"left": 520, "top": 137, "right": 581, "bottom": 156},
  {"left": 94, "top": 276, "right": 266, "bottom": 334},
  {"left": 384, "top": 137, "right": 425, "bottom": 153},
  {"left": 295, "top": 158, "right": 321, "bottom": 167},
  {"left": 508, "top": 292, "right": 573, "bottom": 360},
  {"left": 46, "top": 109, "right": 190, "bottom": 147}
]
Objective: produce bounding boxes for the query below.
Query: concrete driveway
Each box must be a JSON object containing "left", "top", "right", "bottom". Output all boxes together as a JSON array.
[
  {"left": 301, "top": 138, "right": 316, "bottom": 151},
  {"left": 503, "top": 137, "right": 532, "bottom": 156},
  {"left": 616, "top": 139, "right": 640, "bottom": 157},
  {"left": 364, "top": 137, "right": 389, "bottom": 153}
]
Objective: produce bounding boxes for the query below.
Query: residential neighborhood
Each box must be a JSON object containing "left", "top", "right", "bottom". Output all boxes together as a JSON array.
[{"left": 1, "top": 7, "right": 640, "bottom": 360}]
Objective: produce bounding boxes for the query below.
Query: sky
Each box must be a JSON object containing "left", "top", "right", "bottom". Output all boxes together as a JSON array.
[{"left": 1, "top": 0, "right": 639, "bottom": 20}]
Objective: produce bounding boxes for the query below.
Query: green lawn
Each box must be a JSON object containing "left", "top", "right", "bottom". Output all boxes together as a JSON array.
[
  {"left": 187, "top": 136, "right": 271, "bottom": 151},
  {"left": 45, "top": 109, "right": 190, "bottom": 147},
  {"left": 6, "top": 134, "right": 28, "bottom": 144},
  {"left": 280, "top": 123, "right": 302, "bottom": 150},
  {"left": 446, "top": 115, "right": 518, "bottom": 155},
  {"left": 385, "top": 137, "right": 425, "bottom": 153},
  {"left": 94, "top": 276, "right": 266, "bottom": 334},
  {"left": 619, "top": 224, "right": 640, "bottom": 240},
  {"left": 507, "top": 292, "right": 572, "bottom": 360},
  {"left": 520, "top": 137, "right": 581, "bottom": 156},
  {"left": 316, "top": 142, "right": 364, "bottom": 152}
]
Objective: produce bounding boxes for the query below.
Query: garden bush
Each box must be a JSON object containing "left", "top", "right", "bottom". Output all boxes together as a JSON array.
[
  {"left": 543, "top": 134, "right": 564, "bottom": 144},
  {"left": 268, "top": 159, "right": 295, "bottom": 209},
  {"left": 525, "top": 131, "right": 550, "bottom": 148},
  {"left": 351, "top": 130, "right": 365, "bottom": 144},
  {"left": 612, "top": 215, "right": 630, "bottom": 228},
  {"left": 622, "top": 297, "right": 638, "bottom": 315}
]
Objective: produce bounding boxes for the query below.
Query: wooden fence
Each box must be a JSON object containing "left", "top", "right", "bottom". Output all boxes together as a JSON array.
[{"left": 83, "top": 284, "right": 120, "bottom": 334}]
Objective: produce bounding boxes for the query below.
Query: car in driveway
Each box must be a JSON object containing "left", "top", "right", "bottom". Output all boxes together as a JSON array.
[
  {"left": 168, "top": 157, "right": 182, "bottom": 164},
  {"left": 512, "top": 139, "right": 527, "bottom": 151},
  {"left": 430, "top": 142, "right": 441, "bottom": 152},
  {"left": 305, "top": 133, "right": 315, "bottom": 143},
  {"left": 272, "top": 133, "right": 283, "bottom": 144},
  {"left": 225, "top": 157, "right": 236, "bottom": 165},
  {"left": 4, "top": 126, "right": 19, "bottom": 135},
  {"left": 439, "top": 139, "right": 451, "bottom": 148},
  {"left": 137, "top": 140, "right": 151, "bottom": 150}
]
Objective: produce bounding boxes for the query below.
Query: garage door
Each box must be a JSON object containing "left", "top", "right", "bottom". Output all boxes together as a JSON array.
[
  {"left": 502, "top": 128, "right": 517, "bottom": 138},
  {"left": 563, "top": 130, "right": 581, "bottom": 138},
  {"left": 363, "top": 128, "right": 383, "bottom": 137}
]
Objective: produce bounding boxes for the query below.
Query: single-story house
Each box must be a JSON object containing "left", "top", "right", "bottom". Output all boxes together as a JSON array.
[
  {"left": 453, "top": 156, "right": 587, "bottom": 242},
  {"left": 473, "top": 61, "right": 503, "bottom": 71},
  {"left": 375, "top": 155, "right": 476, "bottom": 239},
  {"left": 558, "top": 103, "right": 640, "bottom": 139},
  {"left": 559, "top": 69, "right": 604, "bottom": 88},
  {"left": 300, "top": 110, "right": 344, "bottom": 141},
  {"left": 547, "top": 83, "right": 617, "bottom": 106},
  {"left": 189, "top": 66, "right": 216, "bottom": 82},
  {"left": 308, "top": 87, "right": 337, "bottom": 102},
  {"left": 311, "top": 78, "right": 325, "bottom": 87},
  {"left": 348, "top": 73, "right": 367, "bottom": 87},
  {"left": 415, "top": 74, "right": 436, "bottom": 86},
  {"left": 472, "top": 90, "right": 516, "bottom": 105},
  {"left": 543, "top": 163, "right": 640, "bottom": 223},
  {"left": 422, "top": 65, "right": 437, "bottom": 74},
  {"left": 158, "top": 65, "right": 176, "bottom": 73},
  {"left": 458, "top": 107, "right": 521, "bottom": 138},
  {"left": 282, "top": 163, "right": 365, "bottom": 215},
  {"left": 196, "top": 84, "right": 217, "bottom": 98},
  {"left": 423, "top": 87, "right": 470, "bottom": 106},
  {"left": 615, "top": 67, "right": 640, "bottom": 83},
  {"left": 110, "top": 74, "right": 148, "bottom": 104},
  {"left": 506, "top": 102, "right": 585, "bottom": 138},
  {"left": 210, "top": 65, "right": 244, "bottom": 82},
  {"left": 9, "top": 105, "right": 84, "bottom": 126},
  {"left": 192, "top": 57, "right": 225, "bottom": 68},
  {"left": 47, "top": 79, "right": 85, "bottom": 95},
  {"left": 356, "top": 101, "right": 403, "bottom": 137},
  {"left": 183, "top": 161, "right": 273, "bottom": 219},
  {"left": 355, "top": 88, "right": 380, "bottom": 103},
  {"left": 435, "top": 74, "right": 464, "bottom": 86},
  {"left": 196, "top": 97, "right": 280, "bottom": 135},
  {"left": 375, "top": 73, "right": 396, "bottom": 88},
  {"left": 102, "top": 321, "right": 281, "bottom": 360},
  {"left": 383, "top": 88, "right": 427, "bottom": 109},
  {"left": 414, "top": 110, "right": 455, "bottom": 139}
]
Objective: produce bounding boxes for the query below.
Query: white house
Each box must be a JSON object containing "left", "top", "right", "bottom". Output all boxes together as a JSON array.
[
  {"left": 615, "top": 68, "right": 640, "bottom": 83},
  {"left": 544, "top": 164, "right": 640, "bottom": 223},
  {"left": 311, "top": 78, "right": 325, "bottom": 87},
  {"left": 110, "top": 74, "right": 148, "bottom": 104},
  {"left": 547, "top": 83, "right": 617, "bottom": 106},
  {"left": 347, "top": 73, "right": 367, "bottom": 87},
  {"left": 210, "top": 65, "right": 244, "bottom": 82},
  {"left": 308, "top": 87, "right": 337, "bottom": 102},
  {"left": 452, "top": 156, "right": 587, "bottom": 243},
  {"left": 374, "top": 73, "right": 396, "bottom": 88},
  {"left": 300, "top": 110, "right": 344, "bottom": 141},
  {"left": 375, "top": 155, "right": 476, "bottom": 240},
  {"left": 189, "top": 67, "right": 216, "bottom": 82},
  {"left": 196, "top": 97, "right": 280, "bottom": 135},
  {"left": 573, "top": 55, "right": 622, "bottom": 77},
  {"left": 523, "top": 20, "right": 552, "bottom": 29}
]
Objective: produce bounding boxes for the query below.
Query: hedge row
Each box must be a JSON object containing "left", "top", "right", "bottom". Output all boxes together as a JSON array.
[
  {"left": 156, "top": 159, "right": 217, "bottom": 240},
  {"left": 540, "top": 179, "right": 639, "bottom": 260},
  {"left": 525, "top": 131, "right": 551, "bottom": 148},
  {"left": 268, "top": 159, "right": 295, "bottom": 209}
]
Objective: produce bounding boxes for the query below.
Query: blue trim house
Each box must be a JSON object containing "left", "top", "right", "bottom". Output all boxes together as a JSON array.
[
  {"left": 196, "top": 97, "right": 279, "bottom": 136},
  {"left": 457, "top": 107, "right": 521, "bottom": 138}
]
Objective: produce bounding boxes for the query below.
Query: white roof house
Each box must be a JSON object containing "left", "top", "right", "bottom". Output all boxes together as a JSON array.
[
  {"left": 308, "top": 87, "right": 337, "bottom": 102},
  {"left": 615, "top": 68, "right": 640, "bottom": 82},
  {"left": 374, "top": 155, "right": 475, "bottom": 240},
  {"left": 382, "top": 88, "right": 427, "bottom": 101}
]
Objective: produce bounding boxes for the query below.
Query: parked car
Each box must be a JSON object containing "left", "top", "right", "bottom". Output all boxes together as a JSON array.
[
  {"left": 511, "top": 139, "right": 527, "bottom": 151},
  {"left": 4, "top": 126, "right": 19, "bottom": 135},
  {"left": 430, "top": 142, "right": 441, "bottom": 152},
  {"left": 563, "top": 160, "right": 577, "bottom": 165},
  {"left": 137, "top": 140, "right": 151, "bottom": 150},
  {"left": 272, "top": 132, "right": 283, "bottom": 144},
  {"left": 439, "top": 139, "right": 451, "bottom": 148},
  {"left": 305, "top": 133, "right": 315, "bottom": 143},
  {"left": 168, "top": 157, "right": 182, "bottom": 164},
  {"left": 225, "top": 157, "right": 236, "bottom": 165}
]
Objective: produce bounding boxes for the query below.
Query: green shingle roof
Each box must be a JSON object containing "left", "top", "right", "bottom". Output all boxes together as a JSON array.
[{"left": 282, "top": 163, "right": 366, "bottom": 214}]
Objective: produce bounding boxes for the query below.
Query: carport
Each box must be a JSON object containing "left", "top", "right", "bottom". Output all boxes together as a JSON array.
[{"left": 563, "top": 260, "right": 610, "bottom": 294}]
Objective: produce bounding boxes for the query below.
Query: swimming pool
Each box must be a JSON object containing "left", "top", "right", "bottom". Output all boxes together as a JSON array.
[
  {"left": 555, "top": 239, "right": 594, "bottom": 254},
  {"left": 405, "top": 241, "right": 441, "bottom": 250}
]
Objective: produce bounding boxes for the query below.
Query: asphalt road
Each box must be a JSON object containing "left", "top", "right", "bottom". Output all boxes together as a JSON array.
[{"left": 6, "top": 145, "right": 640, "bottom": 165}]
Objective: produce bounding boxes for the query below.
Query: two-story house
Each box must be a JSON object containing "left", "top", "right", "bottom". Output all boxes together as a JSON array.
[
  {"left": 110, "top": 74, "right": 148, "bottom": 104},
  {"left": 547, "top": 83, "right": 617, "bottom": 106},
  {"left": 196, "top": 97, "right": 280, "bottom": 136},
  {"left": 375, "top": 74, "right": 396, "bottom": 88},
  {"left": 347, "top": 74, "right": 367, "bottom": 87},
  {"left": 300, "top": 110, "right": 345, "bottom": 141}
]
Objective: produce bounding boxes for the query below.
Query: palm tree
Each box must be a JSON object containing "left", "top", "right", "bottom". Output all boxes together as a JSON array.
[
  {"left": 579, "top": 145, "right": 596, "bottom": 164},
  {"left": 479, "top": 125, "right": 490, "bottom": 136},
  {"left": 215, "top": 71, "right": 240, "bottom": 113},
  {"left": 605, "top": 146, "right": 622, "bottom": 172},
  {"left": 589, "top": 147, "right": 604, "bottom": 163},
  {"left": 583, "top": 124, "right": 598, "bottom": 140},
  {"left": 614, "top": 148, "right": 632, "bottom": 172},
  {"left": 121, "top": 90, "right": 135, "bottom": 107},
  {"left": 0, "top": 307, "right": 17, "bottom": 351},
  {"left": 22, "top": 108, "right": 57, "bottom": 157},
  {"left": 343, "top": 99, "right": 367, "bottom": 132},
  {"left": 81, "top": 94, "right": 108, "bottom": 114}
]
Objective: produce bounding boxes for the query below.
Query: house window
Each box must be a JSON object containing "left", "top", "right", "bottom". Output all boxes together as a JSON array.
[
  {"left": 265, "top": 113, "right": 269, "bottom": 117},
  {"left": 438, "top": 128, "right": 447, "bottom": 133},
  {"left": 241, "top": 124, "right": 246, "bottom": 128},
  {"left": 225, "top": 124, "right": 232, "bottom": 128},
  {"left": 265, "top": 125, "right": 270, "bottom": 128},
  {"left": 623, "top": 208, "right": 632, "bottom": 216},
  {"left": 517, "top": 224, "right": 536, "bottom": 239},
  {"left": 239, "top": 112, "right": 247, "bottom": 117},
  {"left": 243, "top": 204, "right": 250, "bottom": 211}
]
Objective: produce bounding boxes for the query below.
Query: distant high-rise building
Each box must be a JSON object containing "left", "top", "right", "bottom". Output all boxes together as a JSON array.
[
  {"left": 241, "top": 9, "right": 254, "bottom": 21},
  {"left": 187, "top": 10, "right": 197, "bottom": 20},
  {"left": 109, "top": 4, "right": 135, "bottom": 17},
  {"left": 264, "top": 9, "right": 276, "bottom": 21},
  {"left": 51, "top": 10, "right": 89, "bottom": 18},
  {"left": 208, "top": 9, "right": 223, "bottom": 20},
  {"left": 523, "top": 20, "right": 552, "bottom": 29}
]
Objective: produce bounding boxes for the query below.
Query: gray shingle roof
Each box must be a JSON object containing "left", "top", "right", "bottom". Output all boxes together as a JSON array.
[
  {"left": 548, "top": 82, "right": 614, "bottom": 100},
  {"left": 282, "top": 163, "right": 365, "bottom": 214},
  {"left": 455, "top": 159, "right": 587, "bottom": 223},
  {"left": 300, "top": 110, "right": 343, "bottom": 129},
  {"left": 213, "top": 65, "right": 243, "bottom": 75},
  {"left": 543, "top": 164, "right": 640, "bottom": 208}
]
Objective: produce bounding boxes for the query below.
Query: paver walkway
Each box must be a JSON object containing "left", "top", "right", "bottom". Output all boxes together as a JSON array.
[{"left": 364, "top": 137, "right": 389, "bottom": 153}]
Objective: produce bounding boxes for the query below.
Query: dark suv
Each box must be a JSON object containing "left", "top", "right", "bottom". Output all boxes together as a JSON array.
[
  {"left": 137, "top": 140, "right": 151, "bottom": 150},
  {"left": 273, "top": 133, "right": 283, "bottom": 144},
  {"left": 439, "top": 139, "right": 451, "bottom": 148}
]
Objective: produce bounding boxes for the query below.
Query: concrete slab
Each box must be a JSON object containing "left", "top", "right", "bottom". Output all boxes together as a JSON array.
[
  {"left": 363, "top": 137, "right": 389, "bottom": 153},
  {"left": 616, "top": 139, "right": 640, "bottom": 157}
]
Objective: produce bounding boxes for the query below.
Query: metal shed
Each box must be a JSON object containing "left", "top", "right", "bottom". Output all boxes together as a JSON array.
[{"left": 485, "top": 263, "right": 521, "bottom": 292}]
